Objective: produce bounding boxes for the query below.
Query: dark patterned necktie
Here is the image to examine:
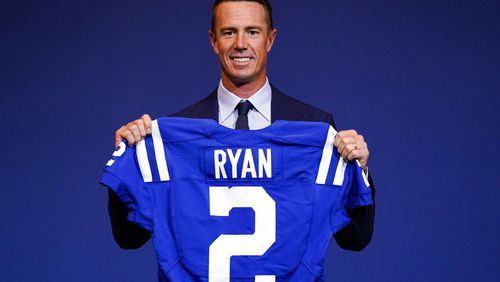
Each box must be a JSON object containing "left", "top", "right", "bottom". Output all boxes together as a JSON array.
[{"left": 235, "top": 100, "right": 253, "bottom": 130}]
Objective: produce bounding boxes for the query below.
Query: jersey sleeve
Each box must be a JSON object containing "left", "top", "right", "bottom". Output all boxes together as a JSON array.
[
  {"left": 329, "top": 161, "right": 373, "bottom": 234},
  {"left": 313, "top": 124, "right": 373, "bottom": 233},
  {"left": 99, "top": 119, "right": 175, "bottom": 232},
  {"left": 99, "top": 139, "right": 161, "bottom": 232},
  {"left": 345, "top": 160, "right": 373, "bottom": 209}
]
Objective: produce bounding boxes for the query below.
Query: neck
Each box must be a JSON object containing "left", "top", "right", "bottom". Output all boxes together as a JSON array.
[{"left": 220, "top": 75, "right": 267, "bottom": 99}]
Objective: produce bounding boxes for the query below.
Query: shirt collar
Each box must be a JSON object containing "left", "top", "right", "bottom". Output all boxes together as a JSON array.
[{"left": 217, "top": 78, "right": 272, "bottom": 123}]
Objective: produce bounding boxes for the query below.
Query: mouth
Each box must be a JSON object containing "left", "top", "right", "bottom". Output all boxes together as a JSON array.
[{"left": 230, "top": 56, "right": 253, "bottom": 63}]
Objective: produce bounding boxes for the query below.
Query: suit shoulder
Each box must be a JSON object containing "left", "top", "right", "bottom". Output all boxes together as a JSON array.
[
  {"left": 272, "top": 86, "right": 336, "bottom": 128},
  {"left": 282, "top": 92, "right": 331, "bottom": 116},
  {"left": 170, "top": 90, "right": 218, "bottom": 120}
]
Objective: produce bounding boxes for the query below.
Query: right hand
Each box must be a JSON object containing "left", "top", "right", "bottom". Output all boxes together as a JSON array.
[{"left": 115, "top": 114, "right": 153, "bottom": 148}]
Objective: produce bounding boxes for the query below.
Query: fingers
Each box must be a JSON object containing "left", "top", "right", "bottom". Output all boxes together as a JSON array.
[
  {"left": 334, "top": 130, "right": 358, "bottom": 148},
  {"left": 114, "top": 130, "right": 124, "bottom": 149},
  {"left": 128, "top": 123, "right": 143, "bottom": 143},
  {"left": 141, "top": 114, "right": 153, "bottom": 134},
  {"left": 340, "top": 143, "right": 367, "bottom": 164},
  {"left": 114, "top": 114, "right": 153, "bottom": 148},
  {"left": 115, "top": 125, "right": 135, "bottom": 148},
  {"left": 346, "top": 142, "right": 369, "bottom": 162},
  {"left": 334, "top": 130, "right": 369, "bottom": 169},
  {"left": 136, "top": 119, "right": 147, "bottom": 137},
  {"left": 334, "top": 130, "right": 358, "bottom": 159}
]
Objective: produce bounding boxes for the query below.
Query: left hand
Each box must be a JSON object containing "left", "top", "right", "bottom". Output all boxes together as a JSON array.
[{"left": 334, "top": 130, "right": 369, "bottom": 173}]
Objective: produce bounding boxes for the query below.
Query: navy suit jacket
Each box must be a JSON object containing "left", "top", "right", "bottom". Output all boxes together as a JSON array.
[{"left": 108, "top": 85, "right": 375, "bottom": 251}]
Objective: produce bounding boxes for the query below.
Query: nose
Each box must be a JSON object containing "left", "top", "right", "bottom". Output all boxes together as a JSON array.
[{"left": 234, "top": 33, "right": 248, "bottom": 51}]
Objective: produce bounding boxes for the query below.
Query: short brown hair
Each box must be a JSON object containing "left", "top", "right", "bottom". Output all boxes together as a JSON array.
[{"left": 211, "top": 0, "right": 274, "bottom": 32}]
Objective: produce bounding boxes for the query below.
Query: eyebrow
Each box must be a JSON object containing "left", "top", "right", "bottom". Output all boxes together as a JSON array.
[
  {"left": 245, "top": 26, "right": 263, "bottom": 30},
  {"left": 219, "top": 25, "right": 263, "bottom": 31}
]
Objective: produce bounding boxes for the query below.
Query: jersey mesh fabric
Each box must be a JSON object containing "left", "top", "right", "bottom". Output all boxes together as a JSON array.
[{"left": 100, "top": 117, "right": 372, "bottom": 281}]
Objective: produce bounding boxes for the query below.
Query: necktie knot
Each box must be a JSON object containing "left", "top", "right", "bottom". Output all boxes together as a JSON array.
[
  {"left": 235, "top": 100, "right": 253, "bottom": 130},
  {"left": 237, "top": 100, "right": 253, "bottom": 115}
]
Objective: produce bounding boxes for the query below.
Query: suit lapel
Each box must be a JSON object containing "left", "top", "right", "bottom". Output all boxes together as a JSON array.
[
  {"left": 270, "top": 84, "right": 304, "bottom": 122},
  {"left": 204, "top": 89, "right": 219, "bottom": 121},
  {"left": 197, "top": 84, "right": 305, "bottom": 123}
]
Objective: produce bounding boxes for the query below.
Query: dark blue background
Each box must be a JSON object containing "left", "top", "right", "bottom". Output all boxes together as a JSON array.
[{"left": 1, "top": 0, "right": 499, "bottom": 281}]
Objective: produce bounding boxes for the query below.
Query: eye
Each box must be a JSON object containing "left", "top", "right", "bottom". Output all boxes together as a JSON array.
[
  {"left": 222, "top": 30, "right": 235, "bottom": 37},
  {"left": 248, "top": 30, "right": 260, "bottom": 36}
]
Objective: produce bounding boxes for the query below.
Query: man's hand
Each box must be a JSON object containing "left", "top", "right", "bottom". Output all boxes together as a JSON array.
[
  {"left": 334, "top": 130, "right": 370, "bottom": 173},
  {"left": 115, "top": 114, "right": 153, "bottom": 148}
]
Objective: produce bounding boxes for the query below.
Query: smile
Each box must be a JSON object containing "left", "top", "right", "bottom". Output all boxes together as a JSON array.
[{"left": 231, "top": 57, "right": 252, "bottom": 63}]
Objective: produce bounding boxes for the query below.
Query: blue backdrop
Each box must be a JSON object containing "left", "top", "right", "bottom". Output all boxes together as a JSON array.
[{"left": 1, "top": 0, "right": 499, "bottom": 281}]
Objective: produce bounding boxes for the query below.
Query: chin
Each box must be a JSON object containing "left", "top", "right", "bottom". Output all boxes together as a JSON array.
[{"left": 234, "top": 73, "right": 259, "bottom": 83}]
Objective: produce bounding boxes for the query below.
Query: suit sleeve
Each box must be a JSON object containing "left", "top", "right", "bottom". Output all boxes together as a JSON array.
[{"left": 107, "top": 189, "right": 151, "bottom": 249}]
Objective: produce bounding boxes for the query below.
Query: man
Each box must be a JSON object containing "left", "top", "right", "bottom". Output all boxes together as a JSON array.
[{"left": 109, "top": 0, "right": 374, "bottom": 255}]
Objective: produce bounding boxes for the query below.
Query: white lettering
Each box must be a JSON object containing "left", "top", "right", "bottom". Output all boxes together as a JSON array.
[
  {"left": 258, "top": 149, "right": 272, "bottom": 178},
  {"left": 214, "top": 150, "right": 228, "bottom": 179},
  {"left": 241, "top": 149, "right": 257, "bottom": 178},
  {"left": 227, "top": 149, "right": 242, "bottom": 179},
  {"left": 213, "top": 148, "right": 273, "bottom": 179}
]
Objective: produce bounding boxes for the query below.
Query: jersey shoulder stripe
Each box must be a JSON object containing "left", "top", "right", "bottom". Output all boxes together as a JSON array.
[
  {"left": 315, "top": 126, "right": 336, "bottom": 184},
  {"left": 152, "top": 120, "right": 170, "bottom": 181},
  {"left": 137, "top": 119, "right": 171, "bottom": 183},
  {"left": 137, "top": 139, "right": 152, "bottom": 182}
]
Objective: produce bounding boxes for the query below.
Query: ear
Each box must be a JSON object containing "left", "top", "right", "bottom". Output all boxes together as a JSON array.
[
  {"left": 209, "top": 29, "right": 219, "bottom": 54},
  {"left": 266, "top": 28, "right": 277, "bottom": 53}
]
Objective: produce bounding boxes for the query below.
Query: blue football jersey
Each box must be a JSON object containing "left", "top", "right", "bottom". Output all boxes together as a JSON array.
[{"left": 100, "top": 117, "right": 372, "bottom": 282}]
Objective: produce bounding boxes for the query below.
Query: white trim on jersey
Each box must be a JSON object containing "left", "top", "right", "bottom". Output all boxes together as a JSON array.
[
  {"left": 356, "top": 160, "right": 371, "bottom": 187},
  {"left": 333, "top": 158, "right": 347, "bottom": 186},
  {"left": 152, "top": 120, "right": 170, "bottom": 181},
  {"left": 255, "top": 275, "right": 275, "bottom": 282},
  {"left": 137, "top": 140, "right": 153, "bottom": 182},
  {"left": 316, "top": 126, "right": 337, "bottom": 184}
]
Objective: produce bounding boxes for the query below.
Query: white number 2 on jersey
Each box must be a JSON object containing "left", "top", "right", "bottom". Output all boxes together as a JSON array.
[
  {"left": 106, "top": 142, "right": 126, "bottom": 166},
  {"left": 209, "top": 186, "right": 276, "bottom": 282}
]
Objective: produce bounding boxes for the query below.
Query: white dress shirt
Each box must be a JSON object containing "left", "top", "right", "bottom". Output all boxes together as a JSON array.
[{"left": 217, "top": 78, "right": 272, "bottom": 130}]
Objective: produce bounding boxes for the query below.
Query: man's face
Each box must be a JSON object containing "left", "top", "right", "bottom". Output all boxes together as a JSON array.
[{"left": 210, "top": 1, "right": 277, "bottom": 87}]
